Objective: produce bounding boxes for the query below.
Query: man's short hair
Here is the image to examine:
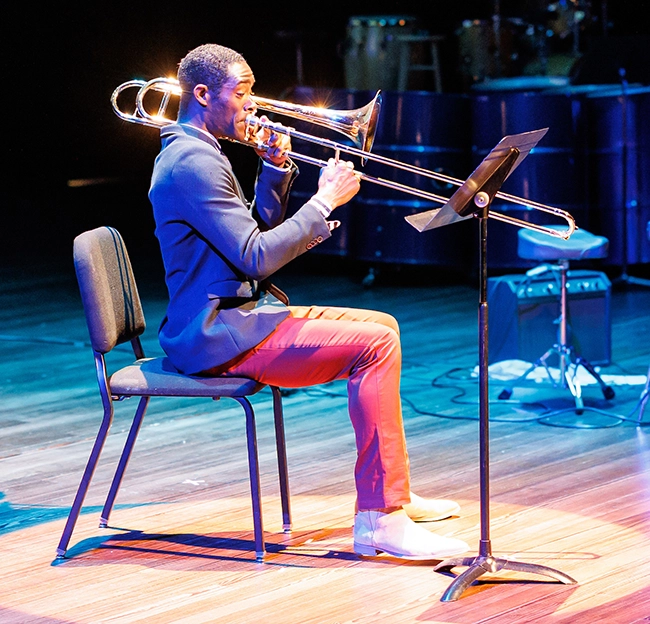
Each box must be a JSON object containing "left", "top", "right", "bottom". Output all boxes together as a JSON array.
[{"left": 178, "top": 43, "right": 246, "bottom": 94}]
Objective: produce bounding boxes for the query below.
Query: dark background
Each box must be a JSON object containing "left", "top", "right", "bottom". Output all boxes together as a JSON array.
[{"left": 2, "top": 1, "right": 649, "bottom": 268}]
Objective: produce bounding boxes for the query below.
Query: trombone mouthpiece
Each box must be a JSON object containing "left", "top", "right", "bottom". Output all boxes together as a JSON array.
[
  {"left": 244, "top": 114, "right": 260, "bottom": 141},
  {"left": 244, "top": 114, "right": 274, "bottom": 152}
]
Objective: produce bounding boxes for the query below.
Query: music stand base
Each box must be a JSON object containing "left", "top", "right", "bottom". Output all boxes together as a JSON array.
[{"left": 434, "top": 554, "right": 577, "bottom": 602}]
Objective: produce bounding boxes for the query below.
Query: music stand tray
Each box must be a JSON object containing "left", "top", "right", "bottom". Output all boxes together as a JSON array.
[{"left": 406, "top": 128, "right": 577, "bottom": 602}]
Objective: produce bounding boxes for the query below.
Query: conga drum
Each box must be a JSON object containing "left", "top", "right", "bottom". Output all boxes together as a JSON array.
[{"left": 343, "top": 15, "right": 417, "bottom": 91}]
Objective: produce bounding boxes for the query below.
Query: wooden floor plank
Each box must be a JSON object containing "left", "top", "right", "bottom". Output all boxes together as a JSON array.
[{"left": 2, "top": 260, "right": 650, "bottom": 622}]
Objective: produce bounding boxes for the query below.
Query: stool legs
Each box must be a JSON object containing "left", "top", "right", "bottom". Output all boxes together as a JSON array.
[
  {"left": 557, "top": 260, "right": 570, "bottom": 386},
  {"left": 499, "top": 261, "right": 614, "bottom": 414}
]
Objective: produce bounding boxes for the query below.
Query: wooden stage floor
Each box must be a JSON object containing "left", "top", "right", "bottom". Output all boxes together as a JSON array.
[{"left": 1, "top": 254, "right": 650, "bottom": 623}]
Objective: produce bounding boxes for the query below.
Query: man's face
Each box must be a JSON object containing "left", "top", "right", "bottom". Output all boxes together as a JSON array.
[{"left": 205, "top": 61, "right": 256, "bottom": 141}]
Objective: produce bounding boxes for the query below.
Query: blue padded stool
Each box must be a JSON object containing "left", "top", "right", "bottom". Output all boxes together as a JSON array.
[
  {"left": 500, "top": 225, "right": 615, "bottom": 421},
  {"left": 517, "top": 226, "right": 609, "bottom": 264}
]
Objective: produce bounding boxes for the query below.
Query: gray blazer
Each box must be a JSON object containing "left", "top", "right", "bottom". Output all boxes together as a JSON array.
[{"left": 149, "top": 123, "right": 332, "bottom": 374}]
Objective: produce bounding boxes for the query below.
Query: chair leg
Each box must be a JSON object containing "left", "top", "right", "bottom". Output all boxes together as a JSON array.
[
  {"left": 100, "top": 396, "right": 150, "bottom": 527},
  {"left": 56, "top": 402, "right": 114, "bottom": 558},
  {"left": 235, "top": 396, "right": 265, "bottom": 562},
  {"left": 271, "top": 386, "right": 292, "bottom": 533}
]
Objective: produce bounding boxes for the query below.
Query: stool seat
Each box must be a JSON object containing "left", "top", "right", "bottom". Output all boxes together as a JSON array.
[{"left": 518, "top": 226, "right": 609, "bottom": 262}]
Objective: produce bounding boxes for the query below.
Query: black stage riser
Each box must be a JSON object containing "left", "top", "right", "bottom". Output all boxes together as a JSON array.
[{"left": 284, "top": 86, "right": 650, "bottom": 270}]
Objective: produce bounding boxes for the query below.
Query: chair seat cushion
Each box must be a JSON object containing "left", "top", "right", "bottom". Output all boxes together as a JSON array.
[
  {"left": 518, "top": 226, "right": 609, "bottom": 261},
  {"left": 109, "top": 357, "right": 265, "bottom": 397}
]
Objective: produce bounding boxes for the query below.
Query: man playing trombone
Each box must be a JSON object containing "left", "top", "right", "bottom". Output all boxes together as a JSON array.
[{"left": 148, "top": 42, "right": 468, "bottom": 560}]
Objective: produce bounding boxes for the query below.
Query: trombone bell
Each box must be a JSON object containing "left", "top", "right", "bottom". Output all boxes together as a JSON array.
[
  {"left": 251, "top": 91, "right": 382, "bottom": 153},
  {"left": 111, "top": 76, "right": 382, "bottom": 152}
]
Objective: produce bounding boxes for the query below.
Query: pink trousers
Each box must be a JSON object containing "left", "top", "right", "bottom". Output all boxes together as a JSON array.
[{"left": 221, "top": 305, "right": 411, "bottom": 510}]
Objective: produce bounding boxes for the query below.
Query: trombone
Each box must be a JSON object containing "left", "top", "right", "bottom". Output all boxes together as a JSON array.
[{"left": 111, "top": 77, "right": 577, "bottom": 240}]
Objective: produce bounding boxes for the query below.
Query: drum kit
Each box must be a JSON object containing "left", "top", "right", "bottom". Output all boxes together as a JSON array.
[
  {"left": 113, "top": 2, "right": 648, "bottom": 273},
  {"left": 456, "top": 1, "right": 598, "bottom": 87}
]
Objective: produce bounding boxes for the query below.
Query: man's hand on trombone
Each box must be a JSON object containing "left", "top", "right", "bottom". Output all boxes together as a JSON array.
[
  {"left": 251, "top": 115, "right": 292, "bottom": 168},
  {"left": 314, "top": 157, "right": 361, "bottom": 211}
]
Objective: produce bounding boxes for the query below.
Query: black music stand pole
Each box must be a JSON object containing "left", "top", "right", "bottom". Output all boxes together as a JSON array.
[{"left": 406, "top": 129, "right": 577, "bottom": 602}]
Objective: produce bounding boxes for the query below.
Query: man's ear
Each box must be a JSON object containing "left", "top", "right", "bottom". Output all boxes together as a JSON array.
[{"left": 193, "top": 84, "right": 210, "bottom": 107}]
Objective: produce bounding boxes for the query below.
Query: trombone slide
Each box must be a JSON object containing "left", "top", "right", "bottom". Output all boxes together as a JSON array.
[{"left": 111, "top": 76, "right": 577, "bottom": 240}]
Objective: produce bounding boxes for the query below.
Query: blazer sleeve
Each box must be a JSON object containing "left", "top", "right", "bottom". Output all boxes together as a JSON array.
[
  {"left": 173, "top": 148, "right": 332, "bottom": 280},
  {"left": 252, "top": 159, "right": 298, "bottom": 229}
]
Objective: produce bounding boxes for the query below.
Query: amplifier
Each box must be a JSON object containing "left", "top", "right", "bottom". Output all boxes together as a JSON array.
[{"left": 487, "top": 269, "right": 612, "bottom": 366}]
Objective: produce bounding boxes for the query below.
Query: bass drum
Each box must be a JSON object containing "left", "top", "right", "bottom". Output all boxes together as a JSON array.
[
  {"left": 350, "top": 90, "right": 474, "bottom": 270},
  {"left": 457, "top": 18, "right": 537, "bottom": 88},
  {"left": 471, "top": 83, "right": 590, "bottom": 269},
  {"left": 583, "top": 85, "right": 650, "bottom": 266}
]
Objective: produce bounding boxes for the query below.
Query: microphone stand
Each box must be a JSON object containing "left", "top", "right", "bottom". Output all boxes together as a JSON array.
[
  {"left": 406, "top": 129, "right": 577, "bottom": 602},
  {"left": 613, "top": 67, "right": 650, "bottom": 288}
]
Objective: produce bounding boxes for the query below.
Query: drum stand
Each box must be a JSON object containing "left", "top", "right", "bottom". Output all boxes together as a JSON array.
[
  {"left": 406, "top": 129, "right": 577, "bottom": 602},
  {"left": 614, "top": 68, "right": 650, "bottom": 289}
]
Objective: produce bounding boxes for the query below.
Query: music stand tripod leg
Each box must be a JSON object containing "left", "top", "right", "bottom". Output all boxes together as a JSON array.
[{"left": 435, "top": 552, "right": 577, "bottom": 602}]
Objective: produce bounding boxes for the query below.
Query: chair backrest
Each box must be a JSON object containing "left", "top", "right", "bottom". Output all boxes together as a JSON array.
[{"left": 73, "top": 226, "right": 146, "bottom": 354}]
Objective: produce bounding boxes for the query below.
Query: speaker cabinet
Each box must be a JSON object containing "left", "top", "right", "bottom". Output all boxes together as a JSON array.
[{"left": 487, "top": 270, "right": 612, "bottom": 366}]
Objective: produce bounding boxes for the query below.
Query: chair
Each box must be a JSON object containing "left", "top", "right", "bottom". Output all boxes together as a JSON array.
[
  {"left": 499, "top": 226, "right": 615, "bottom": 419},
  {"left": 55, "top": 226, "right": 291, "bottom": 562}
]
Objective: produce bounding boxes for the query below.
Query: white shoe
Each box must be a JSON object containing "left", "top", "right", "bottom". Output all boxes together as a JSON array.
[
  {"left": 403, "top": 492, "right": 461, "bottom": 522},
  {"left": 353, "top": 509, "right": 469, "bottom": 560}
]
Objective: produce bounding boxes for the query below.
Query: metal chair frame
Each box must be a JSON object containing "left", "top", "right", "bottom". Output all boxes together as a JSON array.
[{"left": 56, "top": 226, "right": 291, "bottom": 562}]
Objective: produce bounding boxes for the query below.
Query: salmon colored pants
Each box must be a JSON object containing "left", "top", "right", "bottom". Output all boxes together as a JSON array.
[{"left": 221, "top": 305, "right": 411, "bottom": 510}]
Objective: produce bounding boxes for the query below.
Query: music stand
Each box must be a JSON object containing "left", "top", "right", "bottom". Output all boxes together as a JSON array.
[{"left": 406, "top": 129, "right": 578, "bottom": 602}]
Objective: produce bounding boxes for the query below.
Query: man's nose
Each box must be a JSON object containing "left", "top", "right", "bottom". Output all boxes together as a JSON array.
[{"left": 245, "top": 96, "right": 257, "bottom": 113}]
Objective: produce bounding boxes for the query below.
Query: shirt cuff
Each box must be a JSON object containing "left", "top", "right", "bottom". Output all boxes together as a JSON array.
[
  {"left": 262, "top": 159, "right": 293, "bottom": 173},
  {"left": 310, "top": 196, "right": 333, "bottom": 217}
]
